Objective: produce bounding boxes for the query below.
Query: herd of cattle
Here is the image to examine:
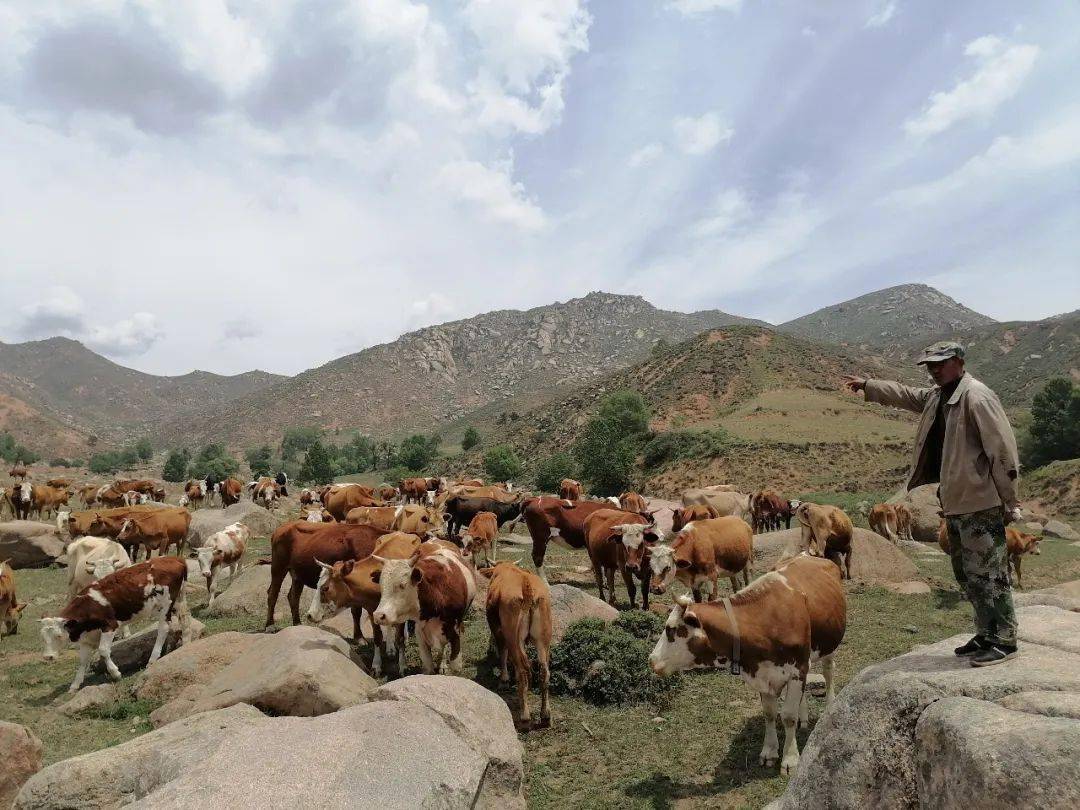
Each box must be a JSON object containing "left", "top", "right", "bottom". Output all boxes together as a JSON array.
[{"left": 0, "top": 465, "right": 1045, "bottom": 774}]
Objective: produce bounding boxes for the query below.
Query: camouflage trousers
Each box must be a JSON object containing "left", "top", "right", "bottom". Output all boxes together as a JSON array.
[{"left": 946, "top": 507, "right": 1017, "bottom": 646}]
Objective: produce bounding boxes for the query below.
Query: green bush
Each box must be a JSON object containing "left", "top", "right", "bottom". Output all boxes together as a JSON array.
[
  {"left": 299, "top": 440, "right": 334, "bottom": 485},
  {"left": 397, "top": 434, "right": 440, "bottom": 471},
  {"left": 162, "top": 449, "right": 191, "bottom": 482},
  {"left": 134, "top": 438, "right": 153, "bottom": 462},
  {"left": 461, "top": 426, "right": 481, "bottom": 452},
  {"left": 549, "top": 618, "right": 680, "bottom": 706},
  {"left": 188, "top": 444, "right": 240, "bottom": 480},
  {"left": 535, "top": 452, "right": 577, "bottom": 493},
  {"left": 614, "top": 609, "right": 667, "bottom": 641},
  {"left": 245, "top": 445, "right": 273, "bottom": 478},
  {"left": 642, "top": 428, "right": 741, "bottom": 469},
  {"left": 48, "top": 458, "right": 71, "bottom": 468},
  {"left": 574, "top": 418, "right": 635, "bottom": 496},
  {"left": 484, "top": 445, "right": 523, "bottom": 482},
  {"left": 1025, "top": 377, "right": 1080, "bottom": 468},
  {"left": 0, "top": 433, "right": 40, "bottom": 464}
]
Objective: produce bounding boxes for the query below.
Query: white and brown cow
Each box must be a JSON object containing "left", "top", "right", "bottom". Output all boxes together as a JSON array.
[
  {"left": 195, "top": 523, "right": 250, "bottom": 608},
  {"left": 39, "top": 556, "right": 191, "bottom": 692},
  {"left": 180, "top": 480, "right": 207, "bottom": 510},
  {"left": 795, "top": 502, "right": 853, "bottom": 579},
  {"left": 58, "top": 536, "right": 132, "bottom": 600},
  {"left": 649, "top": 554, "right": 846, "bottom": 774},
  {"left": 460, "top": 511, "right": 499, "bottom": 567},
  {"left": 649, "top": 515, "right": 753, "bottom": 602},
  {"left": 583, "top": 508, "right": 661, "bottom": 609},
  {"left": 372, "top": 543, "right": 476, "bottom": 675},
  {"left": 481, "top": 561, "right": 552, "bottom": 729}
]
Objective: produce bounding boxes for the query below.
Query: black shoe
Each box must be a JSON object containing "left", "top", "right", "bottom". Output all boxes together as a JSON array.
[
  {"left": 954, "top": 636, "right": 987, "bottom": 656},
  {"left": 970, "top": 644, "right": 1018, "bottom": 667}
]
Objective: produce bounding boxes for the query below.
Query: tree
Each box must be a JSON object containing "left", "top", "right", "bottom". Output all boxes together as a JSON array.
[
  {"left": 162, "top": 449, "right": 191, "bottom": 482},
  {"left": 484, "top": 445, "right": 523, "bottom": 482},
  {"left": 245, "top": 445, "right": 273, "bottom": 478},
  {"left": 89, "top": 452, "right": 121, "bottom": 475},
  {"left": 188, "top": 444, "right": 240, "bottom": 479},
  {"left": 135, "top": 437, "right": 153, "bottom": 462},
  {"left": 397, "top": 434, "right": 438, "bottom": 472},
  {"left": 281, "top": 426, "right": 323, "bottom": 460},
  {"left": 461, "top": 427, "right": 481, "bottom": 452},
  {"left": 574, "top": 417, "right": 636, "bottom": 496},
  {"left": 1026, "top": 378, "right": 1080, "bottom": 467},
  {"left": 535, "top": 452, "right": 577, "bottom": 493},
  {"left": 299, "top": 440, "right": 334, "bottom": 485},
  {"left": 596, "top": 390, "right": 650, "bottom": 437}
]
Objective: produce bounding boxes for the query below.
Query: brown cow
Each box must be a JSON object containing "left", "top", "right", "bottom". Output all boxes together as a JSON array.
[
  {"left": 324, "top": 485, "right": 382, "bottom": 521},
  {"left": 751, "top": 490, "right": 792, "bottom": 533},
  {"left": 619, "top": 491, "right": 649, "bottom": 514},
  {"left": 377, "top": 485, "right": 399, "bottom": 502},
  {"left": 262, "top": 521, "right": 385, "bottom": 629},
  {"left": 345, "top": 504, "right": 442, "bottom": 536},
  {"left": 9, "top": 460, "right": 28, "bottom": 480},
  {"left": 584, "top": 508, "right": 660, "bottom": 609},
  {"left": 671, "top": 504, "right": 720, "bottom": 533},
  {"left": 461, "top": 511, "right": 499, "bottom": 567},
  {"left": 77, "top": 484, "right": 101, "bottom": 507},
  {"left": 32, "top": 484, "right": 71, "bottom": 519},
  {"left": 795, "top": 502, "right": 853, "bottom": 579},
  {"left": 219, "top": 477, "right": 243, "bottom": 507},
  {"left": 938, "top": 522, "right": 1042, "bottom": 590},
  {"left": 649, "top": 516, "right": 753, "bottom": 601},
  {"left": 39, "top": 556, "right": 190, "bottom": 692},
  {"left": 558, "top": 478, "right": 581, "bottom": 500},
  {"left": 181, "top": 480, "right": 207, "bottom": 509},
  {"left": 114, "top": 479, "right": 158, "bottom": 495},
  {"left": 1, "top": 560, "right": 27, "bottom": 638},
  {"left": 522, "top": 497, "right": 615, "bottom": 585},
  {"left": 481, "top": 561, "right": 552, "bottom": 729},
  {"left": 401, "top": 477, "right": 429, "bottom": 505},
  {"left": 10, "top": 482, "right": 33, "bottom": 520},
  {"left": 650, "top": 554, "right": 846, "bottom": 774},
  {"left": 115, "top": 509, "right": 192, "bottom": 560},
  {"left": 868, "top": 503, "right": 913, "bottom": 544},
  {"left": 252, "top": 477, "right": 282, "bottom": 509},
  {"left": 317, "top": 532, "right": 422, "bottom": 676},
  {"left": 46, "top": 477, "right": 72, "bottom": 488},
  {"left": 95, "top": 485, "right": 129, "bottom": 508},
  {"left": 67, "top": 504, "right": 169, "bottom": 539}
]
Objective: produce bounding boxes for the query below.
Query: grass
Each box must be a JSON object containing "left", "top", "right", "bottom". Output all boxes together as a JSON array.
[{"left": 3, "top": 516, "right": 1079, "bottom": 805}]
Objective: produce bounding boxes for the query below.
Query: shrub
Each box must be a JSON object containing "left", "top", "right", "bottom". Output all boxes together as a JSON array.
[
  {"left": 245, "top": 445, "right": 273, "bottom": 478},
  {"left": 549, "top": 618, "right": 680, "bottom": 706},
  {"left": 281, "top": 426, "right": 323, "bottom": 460},
  {"left": 161, "top": 449, "right": 191, "bottom": 482},
  {"left": 535, "top": 452, "right": 577, "bottom": 493},
  {"left": 134, "top": 437, "right": 153, "bottom": 462},
  {"left": 484, "top": 445, "right": 523, "bottom": 482},
  {"left": 188, "top": 444, "right": 240, "bottom": 479},
  {"left": 461, "top": 426, "right": 481, "bottom": 452},
  {"left": 574, "top": 418, "right": 635, "bottom": 496},
  {"left": 596, "top": 390, "right": 650, "bottom": 437},
  {"left": 48, "top": 457, "right": 71, "bottom": 468},
  {"left": 642, "top": 429, "right": 741, "bottom": 469},
  {"left": 397, "top": 434, "right": 440, "bottom": 471},
  {"left": 1025, "top": 377, "right": 1080, "bottom": 468},
  {"left": 299, "top": 440, "right": 334, "bottom": 485},
  {"left": 614, "top": 609, "right": 667, "bottom": 641}
]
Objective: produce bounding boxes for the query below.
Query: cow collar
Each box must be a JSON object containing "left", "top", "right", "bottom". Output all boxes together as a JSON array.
[{"left": 721, "top": 596, "right": 741, "bottom": 676}]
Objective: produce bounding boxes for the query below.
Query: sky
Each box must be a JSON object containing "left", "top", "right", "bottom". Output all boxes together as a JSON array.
[{"left": 1, "top": 0, "right": 1078, "bottom": 376}]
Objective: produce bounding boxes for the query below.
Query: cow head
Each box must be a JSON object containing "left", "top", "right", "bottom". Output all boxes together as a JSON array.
[
  {"left": 372, "top": 555, "right": 422, "bottom": 627},
  {"left": 85, "top": 556, "right": 124, "bottom": 581},
  {"left": 611, "top": 522, "right": 660, "bottom": 574},
  {"left": 304, "top": 509, "right": 324, "bottom": 522},
  {"left": 648, "top": 543, "right": 681, "bottom": 594},
  {"left": 2, "top": 601, "right": 26, "bottom": 636},
  {"left": 316, "top": 558, "right": 361, "bottom": 615},
  {"left": 1015, "top": 531, "right": 1042, "bottom": 556},
  {"left": 649, "top": 596, "right": 718, "bottom": 676},
  {"left": 39, "top": 616, "right": 73, "bottom": 659},
  {"left": 179, "top": 494, "right": 190, "bottom": 507},
  {"left": 116, "top": 519, "right": 137, "bottom": 542},
  {"left": 17, "top": 483, "right": 31, "bottom": 503},
  {"left": 56, "top": 510, "right": 71, "bottom": 534},
  {"left": 195, "top": 545, "right": 225, "bottom": 584}
]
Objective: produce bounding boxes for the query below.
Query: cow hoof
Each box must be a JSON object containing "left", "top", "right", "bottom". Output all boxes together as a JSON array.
[
  {"left": 780, "top": 757, "right": 799, "bottom": 775},
  {"left": 759, "top": 755, "right": 776, "bottom": 767},
  {"left": 536, "top": 716, "right": 551, "bottom": 729}
]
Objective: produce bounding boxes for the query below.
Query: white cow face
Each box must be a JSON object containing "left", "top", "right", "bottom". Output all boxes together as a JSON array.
[
  {"left": 612, "top": 523, "right": 659, "bottom": 573},
  {"left": 86, "top": 557, "right": 122, "bottom": 581},
  {"left": 372, "top": 558, "right": 421, "bottom": 626},
  {"left": 195, "top": 546, "right": 220, "bottom": 578},
  {"left": 39, "top": 617, "right": 69, "bottom": 660},
  {"left": 649, "top": 597, "right": 709, "bottom": 677},
  {"left": 648, "top": 544, "right": 679, "bottom": 594},
  {"left": 18, "top": 483, "right": 32, "bottom": 503}
]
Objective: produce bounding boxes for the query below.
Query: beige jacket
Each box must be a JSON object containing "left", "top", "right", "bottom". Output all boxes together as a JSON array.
[{"left": 864, "top": 374, "right": 1020, "bottom": 515}]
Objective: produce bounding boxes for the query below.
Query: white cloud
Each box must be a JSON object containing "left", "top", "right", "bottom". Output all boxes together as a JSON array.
[
  {"left": 222, "top": 318, "right": 261, "bottom": 341},
  {"left": 689, "top": 189, "right": 752, "bottom": 237},
  {"left": 865, "top": 2, "right": 897, "bottom": 29},
  {"left": 904, "top": 36, "right": 1039, "bottom": 138},
  {"left": 628, "top": 143, "right": 664, "bottom": 168},
  {"left": 87, "top": 313, "right": 163, "bottom": 356},
  {"left": 438, "top": 159, "right": 547, "bottom": 231},
  {"left": 17, "top": 286, "right": 161, "bottom": 356},
  {"left": 673, "top": 112, "right": 733, "bottom": 155},
  {"left": 666, "top": 0, "right": 743, "bottom": 17}
]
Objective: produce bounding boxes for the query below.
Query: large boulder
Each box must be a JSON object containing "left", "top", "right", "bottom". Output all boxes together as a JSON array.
[
  {"left": 1014, "top": 579, "right": 1080, "bottom": 612},
  {"left": 769, "top": 605, "right": 1080, "bottom": 809},
  {"left": 185, "top": 501, "right": 278, "bottom": 549},
  {"left": 888, "top": 484, "right": 941, "bottom": 542},
  {"left": 1043, "top": 519, "right": 1079, "bottom": 542},
  {"left": 57, "top": 684, "right": 121, "bottom": 717},
  {"left": 753, "top": 527, "right": 921, "bottom": 583},
  {"left": 149, "top": 625, "right": 375, "bottom": 727},
  {"left": 373, "top": 675, "right": 525, "bottom": 808},
  {"left": 0, "top": 722, "right": 42, "bottom": 809},
  {"left": 204, "top": 563, "right": 314, "bottom": 620},
  {"left": 548, "top": 584, "right": 618, "bottom": 643},
  {"left": 15, "top": 704, "right": 266, "bottom": 809},
  {"left": 134, "top": 631, "right": 263, "bottom": 705},
  {"left": 91, "top": 618, "right": 204, "bottom": 677},
  {"left": 0, "top": 521, "right": 65, "bottom": 568}
]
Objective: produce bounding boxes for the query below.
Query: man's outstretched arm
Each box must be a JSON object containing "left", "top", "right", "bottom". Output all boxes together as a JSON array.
[{"left": 843, "top": 375, "right": 932, "bottom": 414}]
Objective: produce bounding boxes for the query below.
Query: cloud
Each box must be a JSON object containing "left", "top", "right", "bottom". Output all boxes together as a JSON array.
[
  {"left": 438, "top": 160, "right": 547, "bottom": 231},
  {"left": 222, "top": 319, "right": 262, "bottom": 341},
  {"left": 666, "top": 0, "right": 744, "bottom": 17},
  {"left": 689, "top": 189, "right": 752, "bottom": 237},
  {"left": 865, "top": 2, "right": 897, "bottom": 29},
  {"left": 17, "top": 286, "right": 86, "bottom": 339},
  {"left": 628, "top": 143, "right": 664, "bottom": 168},
  {"left": 904, "top": 36, "right": 1039, "bottom": 138},
  {"left": 87, "top": 313, "right": 162, "bottom": 356},
  {"left": 673, "top": 112, "right": 733, "bottom": 155}
]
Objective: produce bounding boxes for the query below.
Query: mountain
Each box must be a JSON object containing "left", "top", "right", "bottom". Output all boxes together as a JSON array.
[
  {"left": 883, "top": 310, "right": 1080, "bottom": 408},
  {"left": 459, "top": 324, "right": 919, "bottom": 496},
  {"left": 778, "top": 284, "right": 995, "bottom": 347},
  {"left": 161, "top": 292, "right": 765, "bottom": 449},
  {"left": 0, "top": 337, "right": 286, "bottom": 454}
]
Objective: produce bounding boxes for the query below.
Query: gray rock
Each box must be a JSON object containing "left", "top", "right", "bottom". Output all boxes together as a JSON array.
[
  {"left": 135, "top": 631, "right": 263, "bottom": 706},
  {"left": 0, "top": 521, "right": 66, "bottom": 568},
  {"left": 92, "top": 618, "right": 204, "bottom": 677},
  {"left": 1023, "top": 521, "right": 1046, "bottom": 536},
  {"left": 753, "top": 527, "right": 922, "bottom": 583},
  {"left": 185, "top": 501, "right": 278, "bottom": 549},
  {"left": 770, "top": 605, "right": 1080, "bottom": 809},
  {"left": 14, "top": 704, "right": 266, "bottom": 809},
  {"left": 318, "top": 608, "right": 373, "bottom": 641},
  {"left": 150, "top": 625, "right": 375, "bottom": 727},
  {"left": 205, "top": 563, "right": 314, "bottom": 620},
  {"left": 888, "top": 483, "right": 941, "bottom": 543},
  {"left": 57, "top": 683, "right": 120, "bottom": 717},
  {"left": 374, "top": 675, "right": 526, "bottom": 809},
  {"left": 0, "top": 721, "right": 42, "bottom": 810},
  {"left": 548, "top": 584, "right": 618, "bottom": 643},
  {"left": 1043, "top": 519, "right": 1079, "bottom": 542},
  {"left": 1014, "top": 579, "right": 1080, "bottom": 612}
]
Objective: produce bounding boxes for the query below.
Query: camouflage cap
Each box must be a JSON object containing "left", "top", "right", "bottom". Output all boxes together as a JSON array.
[{"left": 916, "top": 340, "right": 965, "bottom": 364}]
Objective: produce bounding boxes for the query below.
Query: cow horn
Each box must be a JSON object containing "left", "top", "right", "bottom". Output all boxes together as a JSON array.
[{"left": 315, "top": 559, "right": 334, "bottom": 571}]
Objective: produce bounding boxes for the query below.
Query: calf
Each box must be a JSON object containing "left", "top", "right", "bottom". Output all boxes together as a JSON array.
[
  {"left": 481, "top": 561, "right": 552, "bottom": 729},
  {"left": 795, "top": 502, "right": 853, "bottom": 579},
  {"left": 304, "top": 508, "right": 334, "bottom": 522},
  {"left": 115, "top": 509, "right": 191, "bottom": 560},
  {"left": 9, "top": 460, "right": 28, "bottom": 480},
  {"left": 252, "top": 478, "right": 281, "bottom": 509},
  {"left": 182, "top": 480, "right": 207, "bottom": 510},
  {"left": 39, "top": 557, "right": 190, "bottom": 692},
  {"left": 868, "top": 503, "right": 913, "bottom": 544},
  {"left": 378, "top": 484, "right": 399, "bottom": 502},
  {"left": 584, "top": 508, "right": 661, "bottom": 609},
  {"left": 46, "top": 477, "right": 72, "bottom": 488},
  {"left": 317, "top": 532, "right": 421, "bottom": 676},
  {"left": 649, "top": 516, "right": 753, "bottom": 602},
  {"left": 59, "top": 536, "right": 132, "bottom": 599},
  {"left": 323, "top": 485, "right": 382, "bottom": 520},
  {"left": 461, "top": 511, "right": 499, "bottom": 567},
  {"left": 263, "top": 521, "right": 385, "bottom": 628},
  {"left": 751, "top": 490, "right": 791, "bottom": 533},
  {"left": 619, "top": 491, "right": 649, "bottom": 514},
  {"left": 558, "top": 478, "right": 581, "bottom": 501},
  {"left": 522, "top": 497, "right": 613, "bottom": 585},
  {"left": 649, "top": 554, "right": 846, "bottom": 774},
  {"left": 299, "top": 488, "right": 319, "bottom": 507},
  {"left": 196, "top": 523, "right": 250, "bottom": 608},
  {"left": 671, "top": 504, "right": 719, "bottom": 533},
  {"left": 123, "top": 490, "right": 149, "bottom": 506},
  {"left": 373, "top": 543, "right": 476, "bottom": 674},
  {"left": 33, "top": 484, "right": 71, "bottom": 519},
  {"left": 1, "top": 561, "right": 27, "bottom": 638}
]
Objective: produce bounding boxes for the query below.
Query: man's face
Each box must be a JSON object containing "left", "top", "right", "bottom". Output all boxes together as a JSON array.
[{"left": 925, "top": 357, "right": 963, "bottom": 386}]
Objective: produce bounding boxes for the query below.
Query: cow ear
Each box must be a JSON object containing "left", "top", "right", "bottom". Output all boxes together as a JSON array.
[
  {"left": 477, "top": 566, "right": 495, "bottom": 580},
  {"left": 341, "top": 560, "right": 355, "bottom": 576},
  {"left": 370, "top": 569, "right": 381, "bottom": 584},
  {"left": 410, "top": 567, "right": 424, "bottom": 585},
  {"left": 683, "top": 612, "right": 701, "bottom": 629},
  {"left": 675, "top": 558, "right": 692, "bottom": 569}
]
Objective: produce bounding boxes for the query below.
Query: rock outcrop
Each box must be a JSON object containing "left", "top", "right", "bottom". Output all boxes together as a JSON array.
[
  {"left": 185, "top": 502, "right": 278, "bottom": 549},
  {"left": 204, "top": 563, "right": 313, "bottom": 620},
  {"left": 888, "top": 484, "right": 941, "bottom": 543},
  {"left": 753, "top": 526, "right": 921, "bottom": 583},
  {"left": 0, "top": 722, "right": 42, "bottom": 809},
  {"left": 0, "top": 521, "right": 66, "bottom": 568},
  {"left": 548, "top": 584, "right": 618, "bottom": 643}
]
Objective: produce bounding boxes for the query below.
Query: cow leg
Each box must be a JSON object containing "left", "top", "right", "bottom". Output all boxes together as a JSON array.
[
  {"left": 729, "top": 575, "right": 739, "bottom": 593},
  {"left": 591, "top": 562, "right": 606, "bottom": 602},
  {"left": 447, "top": 623, "right": 464, "bottom": 675},
  {"left": 70, "top": 639, "right": 96, "bottom": 692},
  {"left": 532, "top": 537, "right": 550, "bottom": 585},
  {"left": 396, "top": 624, "right": 406, "bottom": 674},
  {"left": 287, "top": 577, "right": 304, "bottom": 625},
  {"left": 98, "top": 630, "right": 122, "bottom": 680},
  {"left": 605, "top": 566, "right": 617, "bottom": 607},
  {"left": 798, "top": 683, "right": 809, "bottom": 727},
  {"left": 371, "top": 622, "right": 385, "bottom": 677},
  {"left": 780, "top": 678, "right": 805, "bottom": 774},
  {"left": 692, "top": 586, "right": 703, "bottom": 603},
  {"left": 535, "top": 628, "right": 551, "bottom": 729},
  {"left": 305, "top": 583, "right": 324, "bottom": 623},
  {"left": 622, "top": 567, "right": 637, "bottom": 609},
  {"left": 148, "top": 603, "right": 173, "bottom": 665},
  {"left": 844, "top": 550, "right": 852, "bottom": 581},
  {"left": 758, "top": 692, "right": 779, "bottom": 767},
  {"left": 264, "top": 570, "right": 285, "bottom": 629},
  {"left": 416, "top": 625, "right": 436, "bottom": 674},
  {"left": 510, "top": 637, "right": 531, "bottom": 727},
  {"left": 639, "top": 570, "right": 649, "bottom": 611},
  {"left": 1013, "top": 555, "right": 1022, "bottom": 590},
  {"left": 822, "top": 654, "right": 836, "bottom": 706},
  {"left": 350, "top": 606, "right": 364, "bottom": 643}
]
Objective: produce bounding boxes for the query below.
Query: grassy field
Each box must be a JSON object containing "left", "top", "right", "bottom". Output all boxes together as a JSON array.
[{"left": 2, "top": 517, "right": 1079, "bottom": 807}]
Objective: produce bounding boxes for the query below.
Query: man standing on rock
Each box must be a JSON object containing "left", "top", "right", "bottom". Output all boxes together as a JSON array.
[{"left": 843, "top": 341, "right": 1022, "bottom": 667}]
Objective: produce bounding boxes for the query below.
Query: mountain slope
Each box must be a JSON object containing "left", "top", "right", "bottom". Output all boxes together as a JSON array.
[
  {"left": 160, "top": 292, "right": 765, "bottom": 449},
  {"left": 778, "top": 283, "right": 995, "bottom": 347},
  {"left": 0, "top": 337, "right": 286, "bottom": 446}
]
